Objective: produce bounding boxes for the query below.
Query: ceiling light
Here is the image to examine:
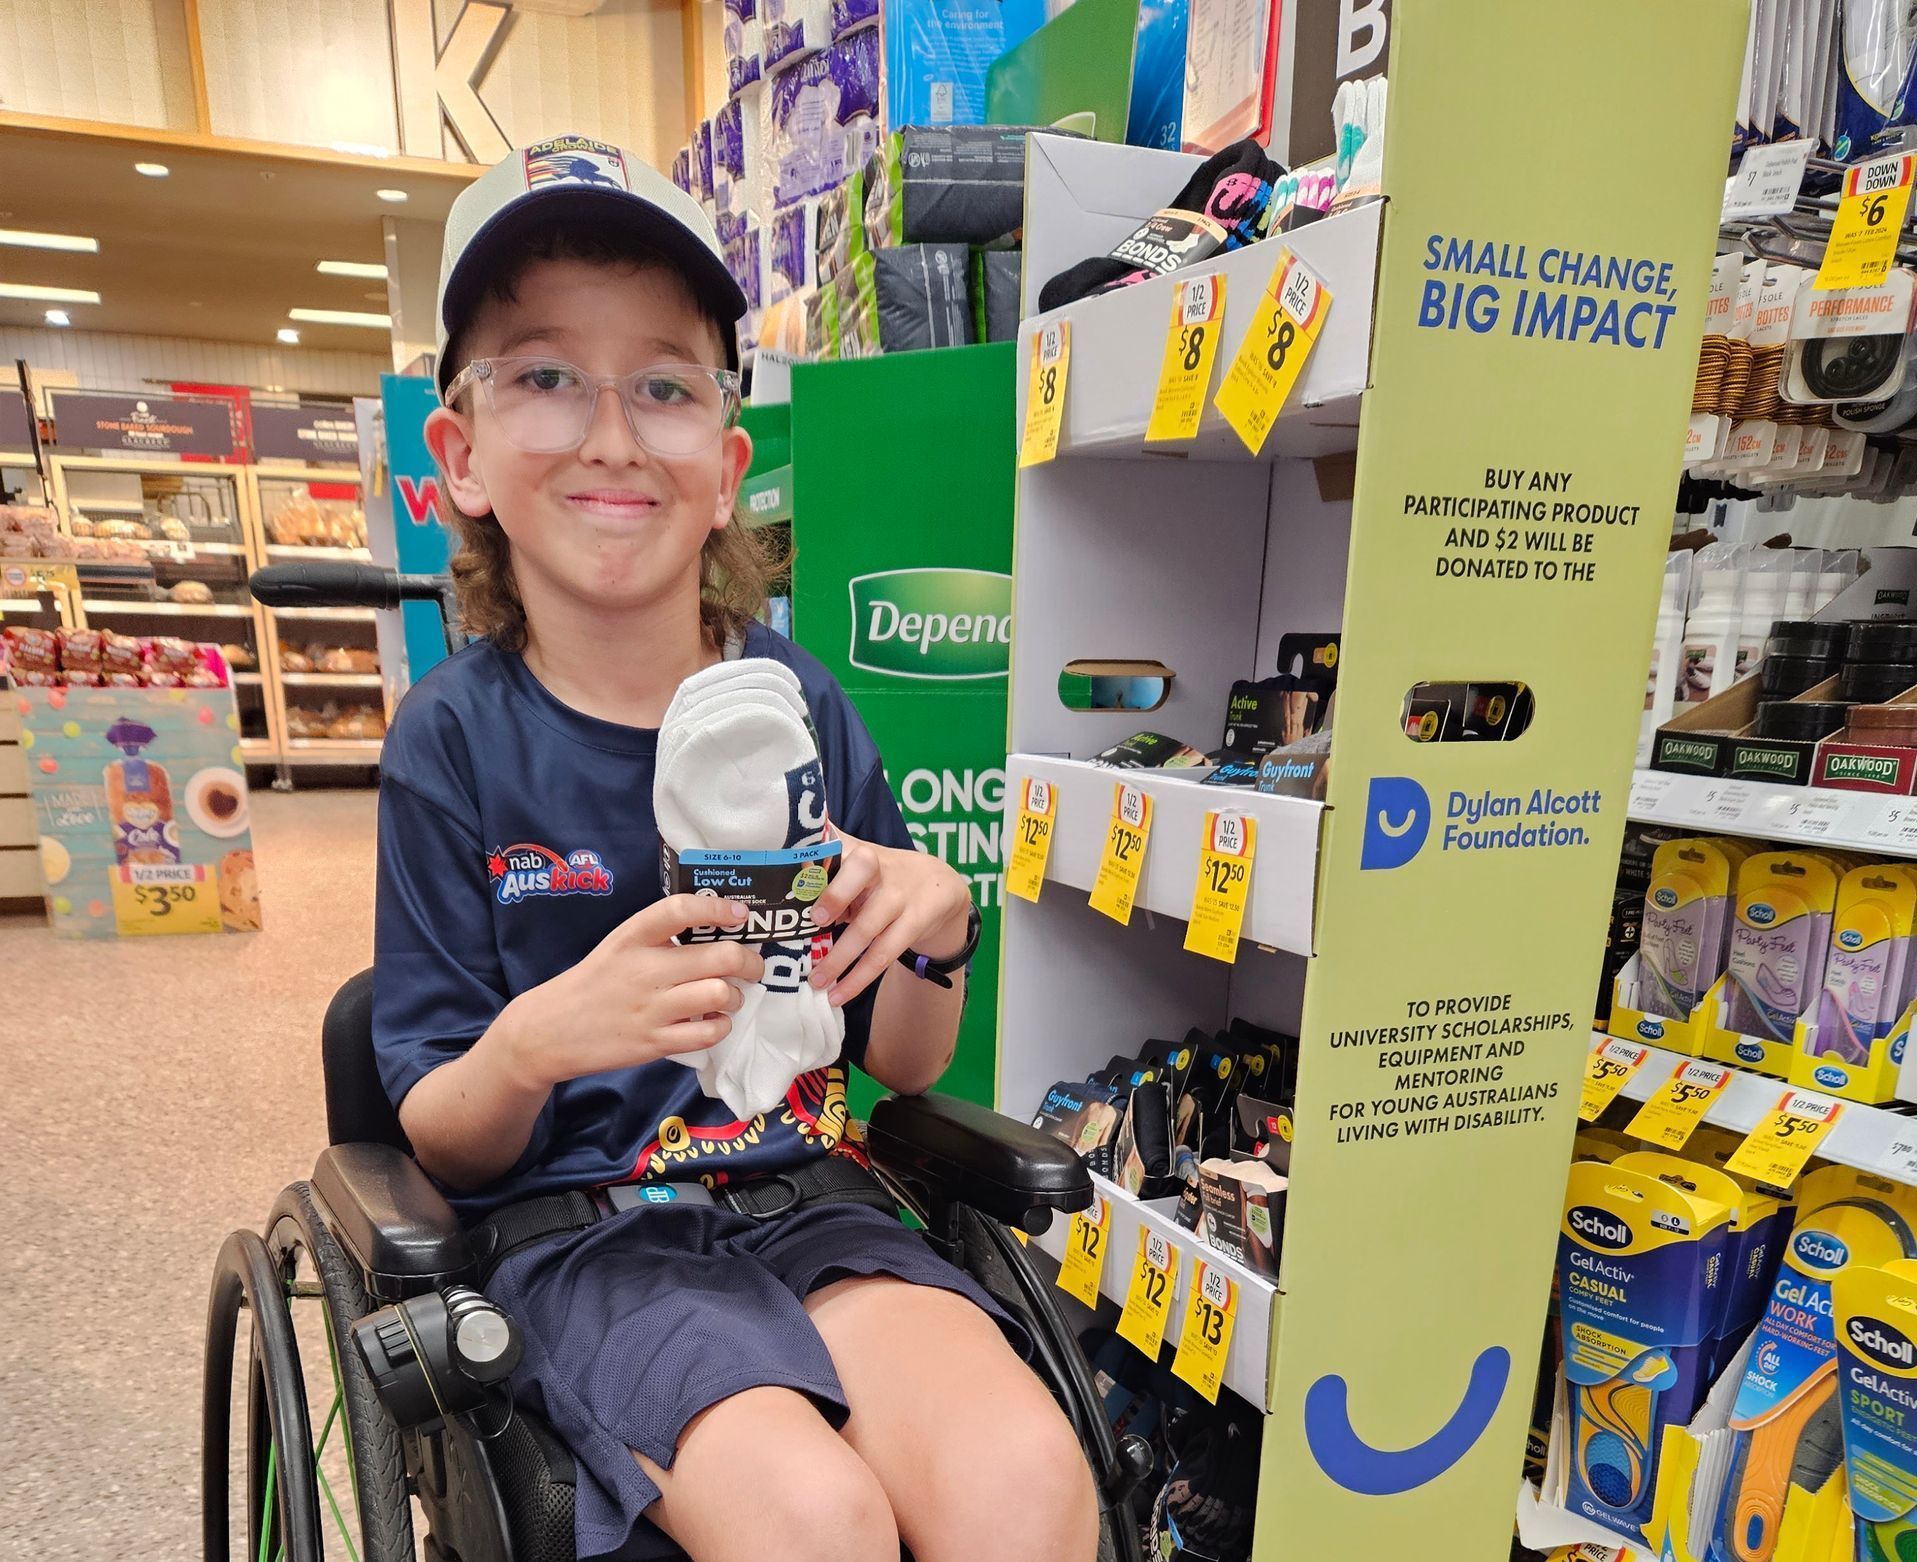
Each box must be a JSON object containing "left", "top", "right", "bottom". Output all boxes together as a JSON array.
[
  {"left": 0, "top": 229, "right": 98, "bottom": 254},
  {"left": 44, "top": 309, "right": 69, "bottom": 327},
  {"left": 375, "top": 188, "right": 408, "bottom": 204},
  {"left": 317, "top": 259, "right": 389, "bottom": 280},
  {"left": 289, "top": 307, "right": 391, "bottom": 328},
  {"left": 277, "top": 327, "right": 301, "bottom": 344},
  {"left": 0, "top": 283, "right": 100, "bottom": 303},
  {"left": 134, "top": 161, "right": 169, "bottom": 177}
]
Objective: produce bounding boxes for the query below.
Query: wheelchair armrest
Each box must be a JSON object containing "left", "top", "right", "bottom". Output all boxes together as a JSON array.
[
  {"left": 312, "top": 1142, "right": 476, "bottom": 1297},
  {"left": 865, "top": 1091, "right": 1092, "bottom": 1233}
]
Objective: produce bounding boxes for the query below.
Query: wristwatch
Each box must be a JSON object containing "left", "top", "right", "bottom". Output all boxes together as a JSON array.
[{"left": 898, "top": 901, "right": 981, "bottom": 988}]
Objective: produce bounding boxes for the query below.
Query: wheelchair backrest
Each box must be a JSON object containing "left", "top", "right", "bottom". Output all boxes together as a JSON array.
[{"left": 323, "top": 968, "right": 413, "bottom": 1153}]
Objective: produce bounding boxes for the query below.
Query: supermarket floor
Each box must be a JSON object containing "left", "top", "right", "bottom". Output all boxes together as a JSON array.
[{"left": 0, "top": 786, "right": 376, "bottom": 1562}]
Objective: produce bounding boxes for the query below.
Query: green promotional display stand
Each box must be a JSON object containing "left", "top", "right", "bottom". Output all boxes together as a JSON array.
[{"left": 788, "top": 346, "right": 1017, "bottom": 1116}]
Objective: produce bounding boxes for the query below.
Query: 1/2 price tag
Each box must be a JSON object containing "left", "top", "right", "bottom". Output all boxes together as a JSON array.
[
  {"left": 1578, "top": 1036, "right": 1650, "bottom": 1122},
  {"left": 1005, "top": 776, "right": 1057, "bottom": 904},
  {"left": 1116, "top": 1228, "right": 1180, "bottom": 1358},
  {"left": 1185, "top": 811, "right": 1257, "bottom": 963},
  {"left": 1817, "top": 153, "right": 1916, "bottom": 291},
  {"left": 1623, "top": 1059, "right": 1733, "bottom": 1150},
  {"left": 1019, "top": 321, "right": 1071, "bottom": 467},
  {"left": 1171, "top": 1262, "right": 1238, "bottom": 1403},
  {"left": 1725, "top": 1089, "right": 1845, "bottom": 1187},
  {"left": 1146, "top": 274, "right": 1226, "bottom": 444},
  {"left": 1056, "top": 1195, "right": 1111, "bottom": 1308},
  {"left": 1088, "top": 782, "right": 1154, "bottom": 925},
  {"left": 1213, "top": 250, "right": 1331, "bottom": 455},
  {"left": 111, "top": 863, "right": 225, "bottom": 936}
]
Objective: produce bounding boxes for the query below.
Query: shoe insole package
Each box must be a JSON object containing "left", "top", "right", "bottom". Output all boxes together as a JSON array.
[
  {"left": 833, "top": 243, "right": 973, "bottom": 356},
  {"left": 862, "top": 125, "right": 1064, "bottom": 249},
  {"left": 970, "top": 247, "right": 1022, "bottom": 344},
  {"left": 1640, "top": 838, "right": 1742, "bottom": 1022},
  {"left": 1808, "top": 866, "right": 1917, "bottom": 1069},
  {"left": 1833, "top": 1258, "right": 1917, "bottom": 1562},
  {"left": 1726, "top": 853, "right": 1840, "bottom": 1045}
]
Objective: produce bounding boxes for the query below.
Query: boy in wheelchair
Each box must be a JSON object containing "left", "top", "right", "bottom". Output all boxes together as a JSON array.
[{"left": 371, "top": 139, "right": 1100, "bottom": 1562}]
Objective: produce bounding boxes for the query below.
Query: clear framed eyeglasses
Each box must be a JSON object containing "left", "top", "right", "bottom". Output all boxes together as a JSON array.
[{"left": 443, "top": 356, "right": 741, "bottom": 456}]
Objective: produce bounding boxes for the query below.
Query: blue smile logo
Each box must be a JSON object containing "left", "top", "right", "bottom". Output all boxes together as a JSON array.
[
  {"left": 1360, "top": 776, "right": 1431, "bottom": 871},
  {"left": 1304, "top": 1345, "right": 1510, "bottom": 1494}
]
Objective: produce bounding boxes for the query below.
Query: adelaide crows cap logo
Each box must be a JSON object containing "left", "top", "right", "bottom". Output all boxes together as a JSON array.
[
  {"left": 489, "top": 842, "right": 615, "bottom": 905},
  {"left": 522, "top": 135, "right": 630, "bottom": 192}
]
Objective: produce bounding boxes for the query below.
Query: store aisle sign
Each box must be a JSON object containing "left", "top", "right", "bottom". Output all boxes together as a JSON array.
[
  {"left": 252, "top": 402, "right": 359, "bottom": 464},
  {"left": 0, "top": 389, "right": 31, "bottom": 453},
  {"left": 49, "top": 390, "right": 235, "bottom": 458},
  {"left": 847, "top": 568, "right": 1013, "bottom": 681}
]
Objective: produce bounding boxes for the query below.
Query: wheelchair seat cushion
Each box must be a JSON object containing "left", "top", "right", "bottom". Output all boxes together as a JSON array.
[{"left": 483, "top": 1198, "right": 1027, "bottom": 1561}]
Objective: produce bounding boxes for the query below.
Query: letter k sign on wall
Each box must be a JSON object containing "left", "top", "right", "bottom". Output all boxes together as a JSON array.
[{"left": 389, "top": 0, "right": 513, "bottom": 163}]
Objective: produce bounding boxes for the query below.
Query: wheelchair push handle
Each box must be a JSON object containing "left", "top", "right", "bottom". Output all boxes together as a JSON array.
[{"left": 247, "top": 561, "right": 444, "bottom": 611}]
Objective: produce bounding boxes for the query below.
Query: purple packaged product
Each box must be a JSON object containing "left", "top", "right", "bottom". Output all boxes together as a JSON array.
[
  {"left": 714, "top": 98, "right": 746, "bottom": 180},
  {"left": 671, "top": 147, "right": 692, "bottom": 194},
  {"left": 724, "top": 228, "right": 765, "bottom": 313},
  {"left": 770, "top": 202, "right": 818, "bottom": 299},
  {"left": 831, "top": 0, "right": 878, "bottom": 36},
  {"left": 695, "top": 119, "right": 714, "bottom": 201},
  {"left": 763, "top": 0, "right": 829, "bottom": 66},
  {"left": 827, "top": 24, "right": 881, "bottom": 184},
  {"left": 726, "top": 19, "right": 762, "bottom": 95},
  {"left": 767, "top": 53, "right": 833, "bottom": 207}
]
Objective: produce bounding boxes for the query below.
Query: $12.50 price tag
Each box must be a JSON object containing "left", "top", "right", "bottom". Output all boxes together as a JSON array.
[
  {"left": 1019, "top": 321, "right": 1071, "bottom": 467},
  {"left": 1089, "top": 782, "right": 1154, "bottom": 925},
  {"left": 111, "top": 863, "right": 225, "bottom": 936},
  {"left": 1005, "top": 776, "right": 1057, "bottom": 904},
  {"left": 1056, "top": 1195, "right": 1110, "bottom": 1308},
  {"left": 1116, "top": 1228, "right": 1180, "bottom": 1358},
  {"left": 1623, "top": 1059, "right": 1732, "bottom": 1150},
  {"left": 1725, "top": 1089, "right": 1844, "bottom": 1187},
  {"left": 1171, "top": 1262, "right": 1237, "bottom": 1403},
  {"left": 1817, "top": 152, "right": 1916, "bottom": 291},
  {"left": 1185, "top": 811, "right": 1256, "bottom": 963},
  {"left": 1146, "top": 274, "right": 1226, "bottom": 444},
  {"left": 1213, "top": 250, "right": 1331, "bottom": 456},
  {"left": 1578, "top": 1036, "right": 1650, "bottom": 1122}
]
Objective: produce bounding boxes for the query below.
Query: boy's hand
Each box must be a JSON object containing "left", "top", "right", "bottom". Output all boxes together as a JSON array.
[
  {"left": 808, "top": 830, "right": 972, "bottom": 1006},
  {"left": 501, "top": 894, "right": 764, "bottom": 1091}
]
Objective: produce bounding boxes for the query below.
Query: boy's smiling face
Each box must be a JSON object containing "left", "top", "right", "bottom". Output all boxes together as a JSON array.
[{"left": 427, "top": 255, "right": 749, "bottom": 633}]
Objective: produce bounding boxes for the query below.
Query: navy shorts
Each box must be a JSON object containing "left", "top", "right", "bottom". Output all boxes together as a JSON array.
[{"left": 483, "top": 1199, "right": 1028, "bottom": 1561}]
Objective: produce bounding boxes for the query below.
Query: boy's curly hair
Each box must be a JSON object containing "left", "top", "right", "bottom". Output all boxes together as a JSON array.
[{"left": 437, "top": 223, "right": 787, "bottom": 653}]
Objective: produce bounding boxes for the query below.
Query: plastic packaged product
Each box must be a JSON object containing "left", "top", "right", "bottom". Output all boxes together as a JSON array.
[
  {"left": 831, "top": 0, "right": 876, "bottom": 36},
  {"left": 723, "top": 225, "right": 767, "bottom": 315},
  {"left": 1683, "top": 545, "right": 1744, "bottom": 704},
  {"left": 765, "top": 31, "right": 880, "bottom": 209},
  {"left": 864, "top": 126, "right": 1050, "bottom": 251},
  {"left": 695, "top": 117, "right": 715, "bottom": 202},
  {"left": 1726, "top": 852, "right": 1840, "bottom": 1042},
  {"left": 1812, "top": 866, "right": 1917, "bottom": 1063},
  {"left": 769, "top": 200, "right": 819, "bottom": 301},
  {"left": 763, "top": 0, "right": 830, "bottom": 68},
  {"left": 1735, "top": 548, "right": 1790, "bottom": 682},
  {"left": 1639, "top": 838, "right": 1741, "bottom": 1020},
  {"left": 1815, "top": 547, "right": 1860, "bottom": 611},
  {"left": 1642, "top": 552, "right": 1691, "bottom": 765},
  {"left": 971, "top": 248, "right": 1022, "bottom": 344},
  {"left": 712, "top": 95, "right": 763, "bottom": 240},
  {"left": 1782, "top": 549, "right": 1820, "bottom": 620},
  {"left": 725, "top": 0, "right": 762, "bottom": 95},
  {"left": 105, "top": 716, "right": 180, "bottom": 866},
  {"left": 815, "top": 170, "right": 866, "bottom": 280},
  {"left": 1833, "top": 0, "right": 1917, "bottom": 160},
  {"left": 671, "top": 146, "right": 692, "bottom": 195},
  {"left": 834, "top": 244, "right": 974, "bottom": 354},
  {"left": 883, "top": 0, "right": 1045, "bottom": 126}
]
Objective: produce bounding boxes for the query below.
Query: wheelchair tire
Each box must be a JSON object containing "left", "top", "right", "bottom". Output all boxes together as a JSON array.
[{"left": 269, "top": 1180, "right": 416, "bottom": 1562}]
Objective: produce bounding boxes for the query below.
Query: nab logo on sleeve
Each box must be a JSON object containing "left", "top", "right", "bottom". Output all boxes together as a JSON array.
[{"left": 1359, "top": 777, "right": 1430, "bottom": 871}]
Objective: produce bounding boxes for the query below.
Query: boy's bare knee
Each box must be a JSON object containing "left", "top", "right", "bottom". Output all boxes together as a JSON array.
[{"left": 910, "top": 1402, "right": 1099, "bottom": 1562}]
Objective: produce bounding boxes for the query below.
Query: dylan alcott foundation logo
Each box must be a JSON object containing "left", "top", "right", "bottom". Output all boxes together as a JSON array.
[
  {"left": 848, "top": 569, "right": 1013, "bottom": 681},
  {"left": 1825, "top": 751, "right": 1900, "bottom": 787}
]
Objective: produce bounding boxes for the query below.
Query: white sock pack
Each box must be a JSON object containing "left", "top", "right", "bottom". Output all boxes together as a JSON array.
[{"left": 655, "top": 658, "right": 844, "bottom": 1118}]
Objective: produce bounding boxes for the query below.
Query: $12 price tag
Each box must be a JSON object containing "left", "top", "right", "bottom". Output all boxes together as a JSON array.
[
  {"left": 1623, "top": 1058, "right": 1732, "bottom": 1150},
  {"left": 1019, "top": 321, "right": 1071, "bottom": 467},
  {"left": 1213, "top": 250, "right": 1331, "bottom": 456},
  {"left": 1005, "top": 776, "right": 1057, "bottom": 904},
  {"left": 1088, "top": 782, "right": 1154, "bottom": 925},
  {"left": 1146, "top": 274, "right": 1226, "bottom": 444},
  {"left": 1817, "top": 152, "right": 1916, "bottom": 291},
  {"left": 1055, "top": 1195, "right": 1110, "bottom": 1308},
  {"left": 1185, "top": 811, "right": 1256, "bottom": 963},
  {"left": 1578, "top": 1036, "right": 1650, "bottom": 1122},
  {"left": 111, "top": 863, "right": 225, "bottom": 936},
  {"left": 1171, "top": 1262, "right": 1237, "bottom": 1402},
  {"left": 1725, "top": 1089, "right": 1844, "bottom": 1187},
  {"left": 1116, "top": 1228, "right": 1180, "bottom": 1358}
]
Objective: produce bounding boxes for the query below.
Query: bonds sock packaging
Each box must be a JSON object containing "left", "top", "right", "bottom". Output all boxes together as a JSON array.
[
  {"left": 1713, "top": 853, "right": 1841, "bottom": 1077},
  {"left": 1196, "top": 1159, "right": 1286, "bottom": 1277},
  {"left": 1558, "top": 1162, "right": 1737, "bottom": 1541},
  {"left": 1792, "top": 865, "right": 1917, "bottom": 1102},
  {"left": 1832, "top": 1259, "right": 1917, "bottom": 1561}
]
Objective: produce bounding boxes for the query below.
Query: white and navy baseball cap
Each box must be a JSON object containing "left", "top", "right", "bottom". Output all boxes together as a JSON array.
[{"left": 435, "top": 134, "right": 746, "bottom": 390}]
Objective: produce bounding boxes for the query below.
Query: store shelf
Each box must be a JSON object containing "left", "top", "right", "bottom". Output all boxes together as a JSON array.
[
  {"left": 283, "top": 739, "right": 382, "bottom": 763},
  {"left": 1019, "top": 200, "right": 1380, "bottom": 464},
  {"left": 231, "top": 672, "right": 263, "bottom": 685},
  {"left": 1008, "top": 755, "right": 1323, "bottom": 957},
  {"left": 80, "top": 598, "right": 251, "bottom": 618},
  {"left": 1607, "top": 1034, "right": 1917, "bottom": 1181},
  {"left": 280, "top": 671, "right": 381, "bottom": 687},
  {"left": 270, "top": 606, "right": 374, "bottom": 622},
  {"left": 0, "top": 597, "right": 50, "bottom": 611},
  {"left": 265, "top": 544, "right": 371, "bottom": 561},
  {"left": 1029, "top": 1171, "right": 1279, "bottom": 1411},
  {"left": 68, "top": 498, "right": 147, "bottom": 514},
  {"left": 1628, "top": 767, "right": 1917, "bottom": 857}
]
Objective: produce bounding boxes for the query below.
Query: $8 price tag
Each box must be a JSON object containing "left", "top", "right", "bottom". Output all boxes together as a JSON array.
[
  {"left": 1019, "top": 321, "right": 1071, "bottom": 467},
  {"left": 1171, "top": 1262, "right": 1237, "bottom": 1403},
  {"left": 1116, "top": 1228, "right": 1180, "bottom": 1358},
  {"left": 1185, "top": 811, "right": 1256, "bottom": 963},
  {"left": 1213, "top": 250, "right": 1331, "bottom": 455},
  {"left": 1089, "top": 782, "right": 1154, "bottom": 925},
  {"left": 1005, "top": 776, "right": 1057, "bottom": 904},
  {"left": 1055, "top": 1195, "right": 1110, "bottom": 1308},
  {"left": 1146, "top": 275, "right": 1226, "bottom": 444},
  {"left": 1725, "top": 1089, "right": 1844, "bottom": 1187}
]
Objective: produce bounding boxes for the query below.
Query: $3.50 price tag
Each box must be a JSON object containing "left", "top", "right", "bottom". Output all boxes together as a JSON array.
[
  {"left": 1146, "top": 274, "right": 1226, "bottom": 444},
  {"left": 1817, "top": 152, "right": 1916, "bottom": 291},
  {"left": 1056, "top": 1195, "right": 1110, "bottom": 1308},
  {"left": 111, "top": 863, "right": 225, "bottom": 936},
  {"left": 1213, "top": 250, "right": 1331, "bottom": 456},
  {"left": 1185, "top": 811, "right": 1256, "bottom": 963},
  {"left": 1623, "top": 1059, "right": 1732, "bottom": 1150},
  {"left": 1171, "top": 1262, "right": 1237, "bottom": 1403},
  {"left": 1088, "top": 782, "right": 1154, "bottom": 925},
  {"left": 1116, "top": 1228, "right": 1181, "bottom": 1358},
  {"left": 1725, "top": 1089, "right": 1845, "bottom": 1187},
  {"left": 1005, "top": 776, "right": 1057, "bottom": 904},
  {"left": 1019, "top": 321, "right": 1071, "bottom": 467},
  {"left": 1578, "top": 1036, "right": 1650, "bottom": 1122}
]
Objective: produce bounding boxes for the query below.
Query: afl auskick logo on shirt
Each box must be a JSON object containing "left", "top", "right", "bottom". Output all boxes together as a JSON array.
[{"left": 488, "top": 843, "right": 615, "bottom": 905}]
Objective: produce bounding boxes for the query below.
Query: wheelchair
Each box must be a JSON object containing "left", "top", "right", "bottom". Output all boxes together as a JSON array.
[{"left": 202, "top": 967, "right": 1153, "bottom": 1562}]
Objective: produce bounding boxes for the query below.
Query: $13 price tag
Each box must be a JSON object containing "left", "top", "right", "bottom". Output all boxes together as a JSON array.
[
  {"left": 1171, "top": 1262, "right": 1237, "bottom": 1403},
  {"left": 1056, "top": 1195, "right": 1110, "bottom": 1308},
  {"left": 111, "top": 863, "right": 225, "bottom": 936},
  {"left": 1019, "top": 321, "right": 1071, "bottom": 467},
  {"left": 1185, "top": 811, "right": 1256, "bottom": 963},
  {"left": 1089, "top": 782, "right": 1154, "bottom": 925},
  {"left": 1725, "top": 1089, "right": 1844, "bottom": 1187},
  {"left": 1623, "top": 1059, "right": 1732, "bottom": 1150},
  {"left": 1116, "top": 1228, "right": 1180, "bottom": 1358},
  {"left": 1578, "top": 1036, "right": 1650, "bottom": 1122},
  {"left": 1213, "top": 250, "right": 1331, "bottom": 456},
  {"left": 1146, "top": 274, "right": 1226, "bottom": 444},
  {"left": 1005, "top": 776, "right": 1057, "bottom": 904}
]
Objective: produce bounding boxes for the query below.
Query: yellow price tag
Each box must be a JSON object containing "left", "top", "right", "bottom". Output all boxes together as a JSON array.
[
  {"left": 1146, "top": 274, "right": 1226, "bottom": 444},
  {"left": 1816, "top": 153, "right": 1915, "bottom": 291},
  {"left": 110, "top": 863, "right": 225, "bottom": 936},
  {"left": 1116, "top": 1228, "right": 1180, "bottom": 1358},
  {"left": 1213, "top": 249, "right": 1332, "bottom": 455},
  {"left": 1725, "top": 1089, "right": 1844, "bottom": 1187},
  {"left": 1005, "top": 775, "right": 1057, "bottom": 904},
  {"left": 1623, "top": 1058, "right": 1732, "bottom": 1150},
  {"left": 1171, "top": 1261, "right": 1237, "bottom": 1403},
  {"left": 1577, "top": 1036, "right": 1650, "bottom": 1122},
  {"left": 1184, "top": 811, "right": 1256, "bottom": 962},
  {"left": 1019, "top": 320, "right": 1071, "bottom": 467},
  {"left": 1056, "top": 1195, "right": 1110, "bottom": 1308},
  {"left": 1088, "top": 782, "right": 1154, "bottom": 925}
]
